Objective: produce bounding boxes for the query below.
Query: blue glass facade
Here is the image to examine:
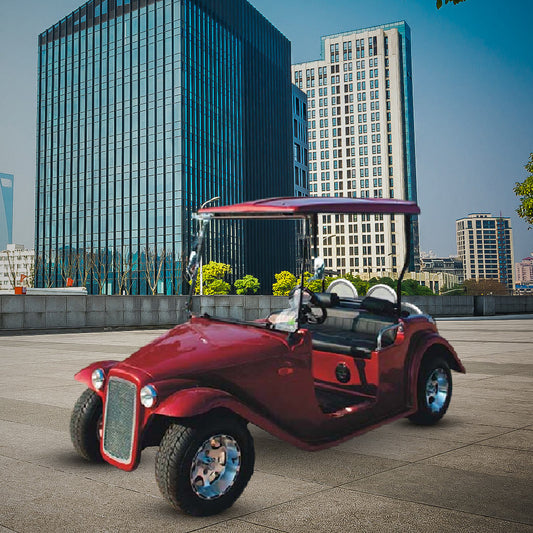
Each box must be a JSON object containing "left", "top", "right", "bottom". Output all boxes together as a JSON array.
[
  {"left": 0, "top": 173, "right": 14, "bottom": 251},
  {"left": 36, "top": 0, "right": 293, "bottom": 294}
]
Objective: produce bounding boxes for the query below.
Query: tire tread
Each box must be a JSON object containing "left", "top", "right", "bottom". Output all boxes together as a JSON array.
[{"left": 70, "top": 388, "right": 103, "bottom": 462}]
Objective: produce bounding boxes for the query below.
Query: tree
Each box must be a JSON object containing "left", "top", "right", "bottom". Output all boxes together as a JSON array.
[
  {"left": 401, "top": 279, "right": 435, "bottom": 296},
  {"left": 514, "top": 153, "right": 533, "bottom": 228},
  {"left": 3, "top": 248, "right": 18, "bottom": 289},
  {"left": 93, "top": 248, "right": 112, "bottom": 294},
  {"left": 193, "top": 261, "right": 231, "bottom": 295},
  {"left": 78, "top": 249, "right": 95, "bottom": 290},
  {"left": 114, "top": 248, "right": 139, "bottom": 295},
  {"left": 234, "top": 275, "right": 260, "bottom": 295},
  {"left": 464, "top": 278, "right": 508, "bottom": 296},
  {"left": 204, "top": 278, "right": 231, "bottom": 295},
  {"left": 57, "top": 250, "right": 80, "bottom": 286},
  {"left": 436, "top": 0, "right": 467, "bottom": 8},
  {"left": 344, "top": 273, "right": 369, "bottom": 296},
  {"left": 272, "top": 271, "right": 298, "bottom": 296},
  {"left": 440, "top": 283, "right": 465, "bottom": 295},
  {"left": 144, "top": 247, "right": 167, "bottom": 295}
]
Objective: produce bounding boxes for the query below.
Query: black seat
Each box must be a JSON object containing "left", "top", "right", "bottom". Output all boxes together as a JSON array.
[
  {"left": 311, "top": 328, "right": 375, "bottom": 359},
  {"left": 308, "top": 307, "right": 397, "bottom": 358},
  {"left": 361, "top": 296, "right": 397, "bottom": 316}
]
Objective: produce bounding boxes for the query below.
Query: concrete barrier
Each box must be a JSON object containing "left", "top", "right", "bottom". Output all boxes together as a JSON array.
[{"left": 0, "top": 294, "right": 531, "bottom": 333}]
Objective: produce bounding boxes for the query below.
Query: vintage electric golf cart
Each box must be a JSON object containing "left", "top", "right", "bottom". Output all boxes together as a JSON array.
[{"left": 70, "top": 197, "right": 464, "bottom": 516}]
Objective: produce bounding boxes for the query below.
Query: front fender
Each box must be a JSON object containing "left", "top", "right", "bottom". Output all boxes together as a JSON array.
[
  {"left": 154, "top": 387, "right": 249, "bottom": 419},
  {"left": 153, "top": 387, "right": 318, "bottom": 450},
  {"left": 74, "top": 360, "right": 119, "bottom": 396}
]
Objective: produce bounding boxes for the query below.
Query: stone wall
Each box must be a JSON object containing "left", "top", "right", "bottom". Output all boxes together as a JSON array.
[{"left": 1, "top": 294, "right": 532, "bottom": 332}]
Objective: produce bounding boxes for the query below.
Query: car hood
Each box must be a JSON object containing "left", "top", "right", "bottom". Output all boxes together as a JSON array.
[{"left": 118, "top": 316, "right": 292, "bottom": 383}]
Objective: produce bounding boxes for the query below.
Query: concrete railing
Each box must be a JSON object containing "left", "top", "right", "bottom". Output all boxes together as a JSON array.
[{"left": 1, "top": 294, "right": 532, "bottom": 332}]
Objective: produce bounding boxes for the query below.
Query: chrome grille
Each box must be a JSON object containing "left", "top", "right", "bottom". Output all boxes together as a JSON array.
[{"left": 103, "top": 377, "right": 137, "bottom": 464}]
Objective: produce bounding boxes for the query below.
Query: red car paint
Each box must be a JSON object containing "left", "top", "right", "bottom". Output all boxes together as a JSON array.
[
  {"left": 76, "top": 313, "right": 463, "bottom": 470},
  {"left": 73, "top": 197, "right": 463, "bottom": 472}
]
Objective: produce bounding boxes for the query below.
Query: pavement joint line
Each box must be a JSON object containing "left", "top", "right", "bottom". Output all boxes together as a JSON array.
[
  {"left": 190, "top": 518, "right": 289, "bottom": 533},
  {"left": 235, "top": 519, "right": 290, "bottom": 533},
  {"left": 222, "top": 484, "right": 338, "bottom": 522},
  {"left": 471, "top": 425, "right": 533, "bottom": 449},
  {"left": 253, "top": 467, "right": 333, "bottom": 487},
  {"left": 339, "top": 485, "right": 533, "bottom": 527},
  {"left": 0, "top": 523, "right": 17, "bottom": 533},
  {"left": 446, "top": 339, "right": 533, "bottom": 344},
  {"left": 326, "top": 428, "right": 521, "bottom": 489},
  {"left": 0, "top": 451, "right": 164, "bottom": 500}
]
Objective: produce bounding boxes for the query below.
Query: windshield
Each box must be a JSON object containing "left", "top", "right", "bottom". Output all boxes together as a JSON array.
[{"left": 186, "top": 214, "right": 310, "bottom": 333}]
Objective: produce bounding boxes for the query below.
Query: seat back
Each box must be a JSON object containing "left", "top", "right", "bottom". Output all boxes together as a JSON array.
[{"left": 352, "top": 312, "right": 397, "bottom": 345}]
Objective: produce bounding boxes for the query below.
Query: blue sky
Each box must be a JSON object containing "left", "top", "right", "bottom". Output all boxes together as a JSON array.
[{"left": 0, "top": 0, "right": 532, "bottom": 260}]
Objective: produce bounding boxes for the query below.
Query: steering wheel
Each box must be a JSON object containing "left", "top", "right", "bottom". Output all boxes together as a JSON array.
[{"left": 300, "top": 287, "right": 327, "bottom": 325}]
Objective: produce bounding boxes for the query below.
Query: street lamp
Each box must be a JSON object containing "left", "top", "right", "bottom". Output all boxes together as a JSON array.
[{"left": 199, "top": 196, "right": 220, "bottom": 295}]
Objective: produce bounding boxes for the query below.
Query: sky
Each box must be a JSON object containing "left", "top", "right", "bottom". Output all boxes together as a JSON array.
[{"left": 0, "top": 0, "right": 532, "bottom": 261}]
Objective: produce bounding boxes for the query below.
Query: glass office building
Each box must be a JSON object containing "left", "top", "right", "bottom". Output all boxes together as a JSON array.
[
  {"left": 0, "top": 173, "right": 14, "bottom": 251},
  {"left": 36, "top": 0, "right": 293, "bottom": 294}
]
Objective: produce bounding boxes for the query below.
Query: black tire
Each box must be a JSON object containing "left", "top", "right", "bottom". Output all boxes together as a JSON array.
[
  {"left": 70, "top": 388, "right": 104, "bottom": 462},
  {"left": 155, "top": 415, "right": 254, "bottom": 516},
  {"left": 408, "top": 356, "right": 452, "bottom": 425}
]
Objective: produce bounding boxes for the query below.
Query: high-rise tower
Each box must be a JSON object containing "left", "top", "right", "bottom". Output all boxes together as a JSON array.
[
  {"left": 292, "top": 21, "right": 419, "bottom": 277},
  {"left": 456, "top": 213, "right": 514, "bottom": 292},
  {"left": 0, "top": 173, "right": 14, "bottom": 251}
]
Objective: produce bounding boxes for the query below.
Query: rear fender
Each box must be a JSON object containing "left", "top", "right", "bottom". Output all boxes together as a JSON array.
[
  {"left": 406, "top": 332, "right": 465, "bottom": 407},
  {"left": 74, "top": 360, "right": 119, "bottom": 397}
]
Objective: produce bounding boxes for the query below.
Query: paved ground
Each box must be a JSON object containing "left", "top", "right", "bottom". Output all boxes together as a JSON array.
[{"left": 0, "top": 319, "right": 532, "bottom": 532}]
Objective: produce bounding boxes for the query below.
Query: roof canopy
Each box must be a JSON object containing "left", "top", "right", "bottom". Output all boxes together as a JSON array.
[{"left": 199, "top": 196, "right": 420, "bottom": 219}]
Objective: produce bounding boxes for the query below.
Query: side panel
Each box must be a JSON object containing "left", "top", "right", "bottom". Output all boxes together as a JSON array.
[{"left": 153, "top": 387, "right": 321, "bottom": 450}]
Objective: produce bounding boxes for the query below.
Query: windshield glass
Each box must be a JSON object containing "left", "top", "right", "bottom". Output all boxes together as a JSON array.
[{"left": 187, "top": 215, "right": 308, "bottom": 333}]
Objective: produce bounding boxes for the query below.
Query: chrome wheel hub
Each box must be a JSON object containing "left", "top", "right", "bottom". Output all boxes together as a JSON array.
[
  {"left": 190, "top": 434, "right": 241, "bottom": 500},
  {"left": 425, "top": 368, "right": 449, "bottom": 413}
]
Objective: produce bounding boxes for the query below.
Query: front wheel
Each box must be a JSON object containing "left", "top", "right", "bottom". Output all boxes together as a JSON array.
[
  {"left": 408, "top": 356, "right": 452, "bottom": 425},
  {"left": 155, "top": 416, "right": 254, "bottom": 516},
  {"left": 70, "top": 388, "right": 104, "bottom": 461}
]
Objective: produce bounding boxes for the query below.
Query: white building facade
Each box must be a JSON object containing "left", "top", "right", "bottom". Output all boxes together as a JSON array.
[
  {"left": 456, "top": 213, "right": 514, "bottom": 292},
  {"left": 292, "top": 21, "right": 419, "bottom": 277},
  {"left": 515, "top": 254, "right": 533, "bottom": 293},
  {"left": 0, "top": 244, "right": 35, "bottom": 290}
]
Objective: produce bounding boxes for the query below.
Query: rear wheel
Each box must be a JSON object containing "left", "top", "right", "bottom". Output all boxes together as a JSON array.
[
  {"left": 70, "top": 388, "right": 104, "bottom": 462},
  {"left": 155, "top": 416, "right": 254, "bottom": 516},
  {"left": 408, "top": 356, "right": 452, "bottom": 425}
]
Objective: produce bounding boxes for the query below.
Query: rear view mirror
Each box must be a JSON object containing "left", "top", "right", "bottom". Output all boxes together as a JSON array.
[{"left": 312, "top": 256, "right": 325, "bottom": 281}]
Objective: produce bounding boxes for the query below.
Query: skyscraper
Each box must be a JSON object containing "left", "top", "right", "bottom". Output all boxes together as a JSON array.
[
  {"left": 36, "top": 0, "right": 293, "bottom": 294},
  {"left": 292, "top": 85, "right": 309, "bottom": 198},
  {"left": 456, "top": 213, "right": 515, "bottom": 292},
  {"left": 292, "top": 21, "right": 419, "bottom": 277},
  {"left": 515, "top": 254, "right": 533, "bottom": 293},
  {"left": 0, "top": 173, "right": 14, "bottom": 251}
]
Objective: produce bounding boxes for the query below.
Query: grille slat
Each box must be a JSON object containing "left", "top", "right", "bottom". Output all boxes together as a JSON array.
[{"left": 103, "top": 377, "right": 137, "bottom": 464}]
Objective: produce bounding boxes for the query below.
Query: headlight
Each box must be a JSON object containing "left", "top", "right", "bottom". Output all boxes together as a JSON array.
[
  {"left": 140, "top": 385, "right": 158, "bottom": 408},
  {"left": 91, "top": 368, "right": 105, "bottom": 390}
]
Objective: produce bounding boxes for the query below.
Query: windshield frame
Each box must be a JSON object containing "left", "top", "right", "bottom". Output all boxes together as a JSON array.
[{"left": 189, "top": 197, "right": 420, "bottom": 327}]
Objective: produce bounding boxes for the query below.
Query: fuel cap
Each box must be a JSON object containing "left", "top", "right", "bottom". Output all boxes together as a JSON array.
[{"left": 335, "top": 362, "right": 351, "bottom": 383}]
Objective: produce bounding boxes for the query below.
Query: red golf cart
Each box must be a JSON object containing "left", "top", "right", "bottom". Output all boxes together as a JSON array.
[{"left": 70, "top": 197, "right": 464, "bottom": 516}]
